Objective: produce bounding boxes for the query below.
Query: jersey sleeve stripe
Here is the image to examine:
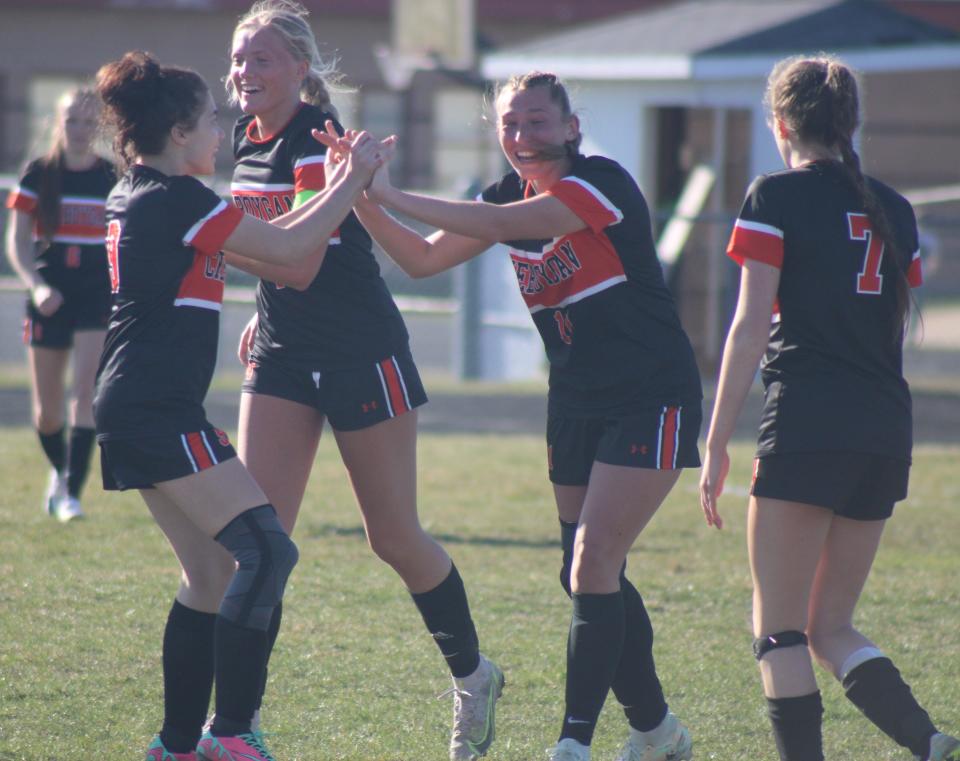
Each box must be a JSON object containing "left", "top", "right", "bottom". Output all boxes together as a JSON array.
[
  {"left": 293, "top": 160, "right": 327, "bottom": 194},
  {"left": 907, "top": 249, "right": 923, "bottom": 288},
  {"left": 548, "top": 176, "right": 623, "bottom": 232},
  {"left": 173, "top": 297, "right": 223, "bottom": 312},
  {"left": 5, "top": 187, "right": 37, "bottom": 213},
  {"left": 183, "top": 202, "right": 245, "bottom": 256},
  {"left": 726, "top": 219, "right": 784, "bottom": 268}
]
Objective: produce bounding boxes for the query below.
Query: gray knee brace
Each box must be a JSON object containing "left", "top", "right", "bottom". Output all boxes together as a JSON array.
[
  {"left": 215, "top": 504, "right": 299, "bottom": 630},
  {"left": 753, "top": 630, "right": 808, "bottom": 661}
]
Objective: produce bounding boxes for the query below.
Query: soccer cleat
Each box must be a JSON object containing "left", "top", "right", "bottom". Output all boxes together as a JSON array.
[
  {"left": 548, "top": 737, "right": 591, "bottom": 761},
  {"left": 54, "top": 495, "right": 85, "bottom": 523},
  {"left": 196, "top": 731, "right": 276, "bottom": 761},
  {"left": 442, "top": 654, "right": 505, "bottom": 760},
  {"left": 922, "top": 733, "right": 960, "bottom": 761},
  {"left": 614, "top": 712, "right": 693, "bottom": 761},
  {"left": 44, "top": 468, "right": 66, "bottom": 516},
  {"left": 145, "top": 735, "right": 198, "bottom": 761}
]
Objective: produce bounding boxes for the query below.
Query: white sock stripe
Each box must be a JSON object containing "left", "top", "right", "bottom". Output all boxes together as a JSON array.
[
  {"left": 839, "top": 646, "right": 885, "bottom": 681},
  {"left": 180, "top": 434, "right": 199, "bottom": 472},
  {"left": 374, "top": 362, "right": 395, "bottom": 417},
  {"left": 200, "top": 430, "right": 218, "bottom": 466},
  {"left": 391, "top": 355, "right": 412, "bottom": 409}
]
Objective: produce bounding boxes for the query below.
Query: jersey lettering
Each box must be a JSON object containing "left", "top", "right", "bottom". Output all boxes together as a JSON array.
[
  {"left": 848, "top": 212, "right": 884, "bottom": 295},
  {"left": 106, "top": 219, "right": 121, "bottom": 293}
]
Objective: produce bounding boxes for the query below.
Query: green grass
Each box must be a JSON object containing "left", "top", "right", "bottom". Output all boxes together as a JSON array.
[{"left": 0, "top": 430, "right": 958, "bottom": 761}]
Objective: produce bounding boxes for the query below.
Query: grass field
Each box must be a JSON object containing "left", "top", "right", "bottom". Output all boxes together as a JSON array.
[{"left": 0, "top": 428, "right": 958, "bottom": 761}]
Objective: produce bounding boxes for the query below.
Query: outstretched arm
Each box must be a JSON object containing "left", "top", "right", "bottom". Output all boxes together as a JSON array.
[
  {"left": 315, "top": 123, "right": 586, "bottom": 244},
  {"left": 353, "top": 195, "right": 492, "bottom": 278},
  {"left": 699, "top": 259, "right": 779, "bottom": 529}
]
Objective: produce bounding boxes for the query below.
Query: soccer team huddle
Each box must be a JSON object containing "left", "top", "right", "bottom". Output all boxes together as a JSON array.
[{"left": 4, "top": 1, "right": 957, "bottom": 760}]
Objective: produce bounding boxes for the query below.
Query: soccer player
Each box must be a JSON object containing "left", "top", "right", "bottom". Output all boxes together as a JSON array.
[
  {"left": 5, "top": 87, "right": 115, "bottom": 522},
  {"left": 700, "top": 55, "right": 960, "bottom": 761},
  {"left": 223, "top": 3, "right": 503, "bottom": 759},
  {"left": 94, "top": 50, "right": 382, "bottom": 761},
  {"left": 321, "top": 70, "right": 701, "bottom": 761}
]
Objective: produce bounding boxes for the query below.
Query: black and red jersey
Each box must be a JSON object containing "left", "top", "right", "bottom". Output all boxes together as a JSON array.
[
  {"left": 727, "top": 160, "right": 921, "bottom": 460},
  {"left": 5, "top": 157, "right": 115, "bottom": 292},
  {"left": 481, "top": 155, "right": 701, "bottom": 414},
  {"left": 231, "top": 103, "right": 408, "bottom": 370},
  {"left": 94, "top": 165, "right": 244, "bottom": 441}
]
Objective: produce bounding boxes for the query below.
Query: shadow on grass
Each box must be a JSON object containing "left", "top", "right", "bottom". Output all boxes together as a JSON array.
[{"left": 303, "top": 521, "right": 680, "bottom": 554}]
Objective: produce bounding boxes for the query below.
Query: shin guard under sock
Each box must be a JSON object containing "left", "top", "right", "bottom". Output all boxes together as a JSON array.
[
  {"left": 411, "top": 564, "right": 480, "bottom": 678},
  {"left": 159, "top": 600, "right": 216, "bottom": 752},
  {"left": 65, "top": 426, "right": 95, "bottom": 498},
  {"left": 843, "top": 657, "right": 936, "bottom": 757},
  {"left": 561, "top": 591, "right": 625, "bottom": 746},
  {"left": 613, "top": 573, "right": 668, "bottom": 731},
  {"left": 767, "top": 692, "right": 825, "bottom": 761},
  {"left": 38, "top": 427, "right": 66, "bottom": 473}
]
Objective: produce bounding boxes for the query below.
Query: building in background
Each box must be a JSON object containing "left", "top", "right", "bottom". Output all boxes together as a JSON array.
[
  {"left": 1, "top": 0, "right": 957, "bottom": 377},
  {"left": 482, "top": 0, "right": 960, "bottom": 368}
]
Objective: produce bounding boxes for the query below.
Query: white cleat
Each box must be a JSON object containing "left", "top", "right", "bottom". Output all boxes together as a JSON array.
[
  {"left": 548, "top": 737, "right": 591, "bottom": 761},
  {"left": 44, "top": 468, "right": 67, "bottom": 516},
  {"left": 54, "top": 496, "right": 85, "bottom": 523},
  {"left": 614, "top": 712, "right": 693, "bottom": 761},
  {"left": 444, "top": 654, "right": 505, "bottom": 760},
  {"left": 922, "top": 733, "right": 960, "bottom": 761}
]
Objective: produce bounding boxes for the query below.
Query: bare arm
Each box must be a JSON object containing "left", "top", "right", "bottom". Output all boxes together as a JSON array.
[
  {"left": 353, "top": 195, "right": 491, "bottom": 278},
  {"left": 315, "top": 123, "right": 586, "bottom": 243},
  {"left": 5, "top": 209, "right": 63, "bottom": 315},
  {"left": 5, "top": 209, "right": 41, "bottom": 289},
  {"left": 369, "top": 182, "right": 585, "bottom": 242},
  {"left": 699, "top": 259, "right": 780, "bottom": 528}
]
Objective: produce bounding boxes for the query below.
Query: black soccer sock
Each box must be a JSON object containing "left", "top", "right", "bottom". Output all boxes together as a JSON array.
[
  {"left": 560, "top": 591, "right": 625, "bottom": 746},
  {"left": 37, "top": 427, "right": 66, "bottom": 473},
  {"left": 411, "top": 564, "right": 480, "bottom": 678},
  {"left": 843, "top": 657, "right": 937, "bottom": 757},
  {"left": 612, "top": 572, "right": 669, "bottom": 731},
  {"left": 766, "top": 692, "right": 825, "bottom": 761},
  {"left": 65, "top": 426, "right": 95, "bottom": 498},
  {"left": 255, "top": 602, "right": 283, "bottom": 711},
  {"left": 159, "top": 600, "right": 217, "bottom": 753},
  {"left": 559, "top": 519, "right": 578, "bottom": 597},
  {"left": 210, "top": 617, "right": 270, "bottom": 736}
]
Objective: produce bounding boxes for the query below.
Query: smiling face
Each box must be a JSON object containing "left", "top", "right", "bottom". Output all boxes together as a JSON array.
[
  {"left": 180, "top": 91, "right": 224, "bottom": 176},
  {"left": 496, "top": 85, "right": 578, "bottom": 188},
  {"left": 230, "top": 24, "right": 306, "bottom": 128}
]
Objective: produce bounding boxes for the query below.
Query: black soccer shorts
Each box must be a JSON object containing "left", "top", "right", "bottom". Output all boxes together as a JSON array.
[
  {"left": 242, "top": 350, "right": 428, "bottom": 432},
  {"left": 547, "top": 404, "right": 702, "bottom": 486},
  {"left": 751, "top": 451, "right": 910, "bottom": 521}
]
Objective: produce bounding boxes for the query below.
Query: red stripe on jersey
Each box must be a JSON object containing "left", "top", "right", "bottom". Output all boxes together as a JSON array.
[
  {"left": 511, "top": 230, "right": 626, "bottom": 312},
  {"left": 22, "top": 318, "right": 31, "bottom": 345},
  {"left": 659, "top": 407, "right": 678, "bottom": 469},
  {"left": 175, "top": 250, "right": 227, "bottom": 310},
  {"left": 6, "top": 190, "right": 37, "bottom": 213},
  {"left": 727, "top": 220, "right": 784, "bottom": 268},
  {"left": 293, "top": 157, "right": 327, "bottom": 194},
  {"left": 187, "top": 432, "right": 214, "bottom": 470},
  {"left": 379, "top": 358, "right": 409, "bottom": 415},
  {"left": 548, "top": 177, "right": 622, "bottom": 233},
  {"left": 187, "top": 204, "right": 244, "bottom": 256},
  {"left": 907, "top": 251, "right": 923, "bottom": 288}
]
